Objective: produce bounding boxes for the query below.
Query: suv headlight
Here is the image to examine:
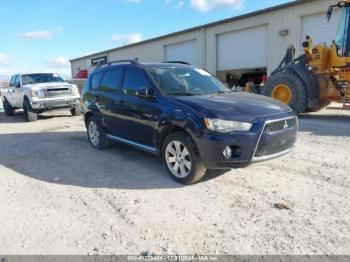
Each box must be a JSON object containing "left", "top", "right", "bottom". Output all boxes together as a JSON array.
[
  {"left": 204, "top": 118, "right": 253, "bottom": 133},
  {"left": 31, "top": 89, "right": 45, "bottom": 98}
]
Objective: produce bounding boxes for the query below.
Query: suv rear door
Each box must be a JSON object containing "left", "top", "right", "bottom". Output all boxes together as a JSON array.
[
  {"left": 96, "top": 67, "right": 124, "bottom": 134},
  {"left": 115, "top": 66, "right": 161, "bottom": 145}
]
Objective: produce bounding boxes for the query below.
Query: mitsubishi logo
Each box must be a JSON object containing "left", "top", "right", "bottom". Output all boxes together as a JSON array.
[{"left": 283, "top": 120, "right": 289, "bottom": 129}]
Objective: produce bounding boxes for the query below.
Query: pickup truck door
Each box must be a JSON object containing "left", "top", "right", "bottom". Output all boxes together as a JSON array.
[
  {"left": 13, "top": 75, "right": 24, "bottom": 107},
  {"left": 6, "top": 75, "right": 22, "bottom": 107}
]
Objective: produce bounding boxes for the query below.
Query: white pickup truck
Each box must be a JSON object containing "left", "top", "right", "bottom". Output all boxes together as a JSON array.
[{"left": 1, "top": 73, "right": 81, "bottom": 121}]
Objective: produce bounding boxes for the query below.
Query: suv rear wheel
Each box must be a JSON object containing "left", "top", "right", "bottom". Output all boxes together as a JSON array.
[
  {"left": 3, "top": 98, "right": 15, "bottom": 116},
  {"left": 87, "top": 116, "right": 109, "bottom": 149},
  {"left": 162, "top": 132, "right": 206, "bottom": 185}
]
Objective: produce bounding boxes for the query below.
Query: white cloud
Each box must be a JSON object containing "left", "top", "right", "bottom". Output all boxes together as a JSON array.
[
  {"left": 0, "top": 53, "right": 10, "bottom": 65},
  {"left": 190, "top": 0, "right": 244, "bottom": 12},
  {"left": 48, "top": 57, "right": 70, "bottom": 68},
  {"left": 0, "top": 68, "right": 12, "bottom": 80},
  {"left": 175, "top": 1, "right": 184, "bottom": 10},
  {"left": 19, "top": 27, "right": 62, "bottom": 40},
  {"left": 111, "top": 33, "right": 143, "bottom": 45}
]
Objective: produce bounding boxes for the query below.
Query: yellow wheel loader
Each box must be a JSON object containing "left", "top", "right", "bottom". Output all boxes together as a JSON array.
[{"left": 264, "top": 0, "right": 350, "bottom": 113}]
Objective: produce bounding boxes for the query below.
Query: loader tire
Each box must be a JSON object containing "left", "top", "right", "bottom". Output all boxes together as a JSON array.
[{"left": 264, "top": 71, "right": 307, "bottom": 114}]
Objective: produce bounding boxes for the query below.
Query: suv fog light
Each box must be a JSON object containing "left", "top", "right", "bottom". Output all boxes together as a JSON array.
[{"left": 223, "top": 146, "right": 232, "bottom": 159}]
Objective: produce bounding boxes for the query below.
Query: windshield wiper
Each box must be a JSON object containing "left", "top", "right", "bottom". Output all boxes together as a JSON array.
[{"left": 167, "top": 92, "right": 197, "bottom": 96}]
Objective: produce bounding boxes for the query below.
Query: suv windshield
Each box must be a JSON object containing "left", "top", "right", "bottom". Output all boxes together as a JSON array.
[
  {"left": 146, "top": 67, "right": 230, "bottom": 96},
  {"left": 22, "top": 73, "right": 65, "bottom": 85}
]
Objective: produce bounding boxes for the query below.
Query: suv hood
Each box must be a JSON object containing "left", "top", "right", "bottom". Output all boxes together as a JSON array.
[{"left": 173, "top": 92, "right": 293, "bottom": 122}]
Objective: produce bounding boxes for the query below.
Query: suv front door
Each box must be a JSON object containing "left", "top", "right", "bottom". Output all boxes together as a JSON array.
[{"left": 116, "top": 67, "right": 161, "bottom": 146}]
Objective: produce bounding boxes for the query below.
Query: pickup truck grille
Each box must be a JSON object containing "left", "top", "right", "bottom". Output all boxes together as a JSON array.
[
  {"left": 45, "top": 87, "right": 71, "bottom": 98},
  {"left": 254, "top": 117, "right": 298, "bottom": 159}
]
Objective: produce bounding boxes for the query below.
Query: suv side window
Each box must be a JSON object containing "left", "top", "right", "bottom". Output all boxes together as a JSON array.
[
  {"left": 122, "top": 67, "right": 152, "bottom": 96},
  {"left": 100, "top": 69, "right": 123, "bottom": 92},
  {"left": 91, "top": 72, "right": 103, "bottom": 90},
  {"left": 9, "top": 75, "right": 16, "bottom": 87}
]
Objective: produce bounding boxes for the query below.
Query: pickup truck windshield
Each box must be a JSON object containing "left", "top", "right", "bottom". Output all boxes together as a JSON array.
[
  {"left": 22, "top": 73, "right": 65, "bottom": 85},
  {"left": 147, "top": 67, "right": 230, "bottom": 96}
]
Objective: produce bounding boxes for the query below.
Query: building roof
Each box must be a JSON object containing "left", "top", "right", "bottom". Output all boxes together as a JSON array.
[{"left": 70, "top": 0, "right": 315, "bottom": 62}]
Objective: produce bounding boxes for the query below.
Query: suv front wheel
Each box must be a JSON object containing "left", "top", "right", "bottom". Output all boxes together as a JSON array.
[{"left": 162, "top": 132, "right": 206, "bottom": 185}]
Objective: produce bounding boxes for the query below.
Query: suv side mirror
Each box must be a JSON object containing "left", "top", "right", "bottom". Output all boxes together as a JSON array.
[
  {"left": 136, "top": 87, "right": 155, "bottom": 100},
  {"left": 16, "top": 83, "right": 21, "bottom": 88}
]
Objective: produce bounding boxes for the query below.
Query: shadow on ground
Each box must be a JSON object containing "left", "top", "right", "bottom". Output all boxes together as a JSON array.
[
  {"left": 0, "top": 111, "right": 72, "bottom": 123},
  {"left": 0, "top": 130, "right": 229, "bottom": 190},
  {"left": 298, "top": 114, "right": 350, "bottom": 137}
]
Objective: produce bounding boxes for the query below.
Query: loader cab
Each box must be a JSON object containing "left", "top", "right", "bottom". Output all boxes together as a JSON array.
[{"left": 335, "top": 2, "right": 350, "bottom": 56}]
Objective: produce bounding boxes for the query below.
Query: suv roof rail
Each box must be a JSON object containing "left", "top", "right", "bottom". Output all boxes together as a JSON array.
[
  {"left": 162, "top": 61, "right": 191, "bottom": 65},
  {"left": 96, "top": 60, "right": 140, "bottom": 69}
]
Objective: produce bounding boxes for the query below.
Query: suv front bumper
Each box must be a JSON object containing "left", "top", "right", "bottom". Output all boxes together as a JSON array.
[
  {"left": 194, "top": 113, "right": 298, "bottom": 169},
  {"left": 31, "top": 96, "right": 81, "bottom": 111}
]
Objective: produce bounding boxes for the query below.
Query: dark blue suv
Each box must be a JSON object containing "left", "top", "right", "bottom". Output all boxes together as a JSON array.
[{"left": 81, "top": 60, "right": 297, "bottom": 184}]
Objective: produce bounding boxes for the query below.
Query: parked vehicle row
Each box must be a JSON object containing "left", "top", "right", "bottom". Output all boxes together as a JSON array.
[{"left": 0, "top": 63, "right": 298, "bottom": 184}]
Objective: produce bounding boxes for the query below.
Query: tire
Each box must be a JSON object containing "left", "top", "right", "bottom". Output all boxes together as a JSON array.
[
  {"left": 305, "top": 101, "right": 330, "bottom": 113},
  {"left": 23, "top": 99, "right": 38, "bottom": 122},
  {"left": 264, "top": 71, "right": 307, "bottom": 114},
  {"left": 162, "top": 132, "right": 207, "bottom": 185},
  {"left": 70, "top": 105, "right": 81, "bottom": 116},
  {"left": 305, "top": 107, "right": 323, "bottom": 113},
  {"left": 86, "top": 115, "right": 109, "bottom": 150},
  {"left": 3, "top": 98, "right": 15, "bottom": 116}
]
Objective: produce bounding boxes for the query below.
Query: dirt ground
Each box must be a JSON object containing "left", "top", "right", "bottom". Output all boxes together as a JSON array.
[{"left": 0, "top": 104, "right": 349, "bottom": 255}]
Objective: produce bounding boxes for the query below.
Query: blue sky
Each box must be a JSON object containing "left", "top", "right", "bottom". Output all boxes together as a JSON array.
[{"left": 0, "top": 0, "right": 293, "bottom": 80}]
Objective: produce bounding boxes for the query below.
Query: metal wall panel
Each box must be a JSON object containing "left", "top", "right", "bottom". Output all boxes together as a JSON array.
[{"left": 217, "top": 25, "right": 268, "bottom": 71}]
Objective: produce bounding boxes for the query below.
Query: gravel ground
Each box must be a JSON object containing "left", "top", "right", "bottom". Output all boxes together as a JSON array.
[{"left": 0, "top": 105, "right": 349, "bottom": 255}]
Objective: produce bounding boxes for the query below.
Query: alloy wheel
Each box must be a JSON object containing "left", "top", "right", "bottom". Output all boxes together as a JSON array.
[
  {"left": 88, "top": 121, "right": 100, "bottom": 146},
  {"left": 165, "top": 140, "right": 192, "bottom": 178}
]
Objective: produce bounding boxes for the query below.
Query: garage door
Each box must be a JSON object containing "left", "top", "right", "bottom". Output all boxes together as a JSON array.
[
  {"left": 301, "top": 11, "right": 341, "bottom": 47},
  {"left": 165, "top": 40, "right": 198, "bottom": 65},
  {"left": 217, "top": 25, "right": 268, "bottom": 71}
]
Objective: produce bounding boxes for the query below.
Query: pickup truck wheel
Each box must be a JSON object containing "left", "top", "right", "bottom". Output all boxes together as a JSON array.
[
  {"left": 87, "top": 116, "right": 109, "bottom": 149},
  {"left": 162, "top": 132, "right": 207, "bottom": 185},
  {"left": 3, "top": 98, "right": 15, "bottom": 116},
  {"left": 23, "top": 99, "right": 38, "bottom": 122},
  {"left": 70, "top": 105, "right": 81, "bottom": 116}
]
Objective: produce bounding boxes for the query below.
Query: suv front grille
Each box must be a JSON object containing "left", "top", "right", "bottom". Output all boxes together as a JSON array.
[
  {"left": 254, "top": 117, "right": 298, "bottom": 159},
  {"left": 263, "top": 117, "right": 297, "bottom": 134}
]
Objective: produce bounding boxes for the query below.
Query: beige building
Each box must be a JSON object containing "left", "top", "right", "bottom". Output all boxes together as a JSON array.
[{"left": 70, "top": 0, "right": 340, "bottom": 83}]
